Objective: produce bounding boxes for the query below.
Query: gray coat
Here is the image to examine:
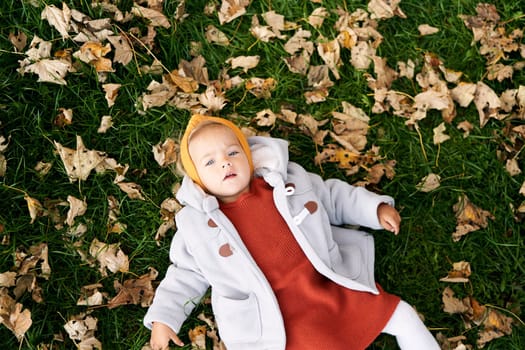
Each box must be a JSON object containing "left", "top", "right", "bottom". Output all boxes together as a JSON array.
[{"left": 143, "top": 136, "right": 395, "bottom": 350}]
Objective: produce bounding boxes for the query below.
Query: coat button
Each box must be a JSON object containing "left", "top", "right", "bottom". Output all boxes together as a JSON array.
[
  {"left": 207, "top": 219, "right": 218, "bottom": 228},
  {"left": 219, "top": 243, "right": 233, "bottom": 257}
]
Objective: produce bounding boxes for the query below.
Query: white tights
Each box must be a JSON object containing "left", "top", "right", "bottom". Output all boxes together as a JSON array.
[{"left": 381, "top": 300, "right": 441, "bottom": 350}]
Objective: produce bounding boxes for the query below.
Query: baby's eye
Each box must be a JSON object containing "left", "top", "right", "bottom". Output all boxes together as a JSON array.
[
  {"left": 228, "top": 151, "right": 239, "bottom": 156},
  {"left": 205, "top": 159, "right": 215, "bottom": 166}
]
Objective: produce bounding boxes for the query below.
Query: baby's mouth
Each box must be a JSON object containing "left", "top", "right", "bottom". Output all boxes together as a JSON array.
[{"left": 223, "top": 172, "right": 237, "bottom": 180}]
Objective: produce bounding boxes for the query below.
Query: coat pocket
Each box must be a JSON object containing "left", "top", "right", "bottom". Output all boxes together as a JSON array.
[{"left": 212, "top": 293, "right": 262, "bottom": 344}]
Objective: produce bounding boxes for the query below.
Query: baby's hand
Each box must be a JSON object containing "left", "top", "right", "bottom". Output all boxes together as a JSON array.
[
  {"left": 150, "top": 322, "right": 184, "bottom": 350},
  {"left": 377, "top": 203, "right": 401, "bottom": 235}
]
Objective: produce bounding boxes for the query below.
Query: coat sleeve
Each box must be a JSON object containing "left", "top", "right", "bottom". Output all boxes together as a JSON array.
[
  {"left": 305, "top": 169, "right": 395, "bottom": 229},
  {"left": 143, "top": 224, "right": 210, "bottom": 333}
]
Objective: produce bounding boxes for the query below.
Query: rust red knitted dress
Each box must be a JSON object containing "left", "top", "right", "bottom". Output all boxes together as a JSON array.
[{"left": 220, "top": 177, "right": 400, "bottom": 350}]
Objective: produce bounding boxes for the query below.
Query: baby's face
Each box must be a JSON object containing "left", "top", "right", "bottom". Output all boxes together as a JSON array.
[{"left": 188, "top": 124, "right": 251, "bottom": 203}]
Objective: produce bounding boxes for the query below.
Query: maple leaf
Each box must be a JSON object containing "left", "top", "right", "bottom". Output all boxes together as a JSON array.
[
  {"left": 308, "top": 7, "right": 328, "bottom": 29},
  {"left": 284, "top": 29, "right": 313, "bottom": 56},
  {"left": 433, "top": 122, "right": 451, "bottom": 145},
  {"left": 116, "top": 182, "right": 146, "bottom": 200},
  {"left": 368, "top": 0, "right": 407, "bottom": 20},
  {"left": 107, "top": 267, "right": 158, "bottom": 309},
  {"left": 227, "top": 55, "right": 260, "bottom": 73},
  {"left": 440, "top": 261, "right": 471, "bottom": 283},
  {"left": 8, "top": 31, "right": 27, "bottom": 52},
  {"left": 66, "top": 195, "right": 87, "bottom": 227},
  {"left": 245, "top": 77, "right": 277, "bottom": 99},
  {"left": 205, "top": 25, "right": 230, "bottom": 46},
  {"left": 63, "top": 313, "right": 102, "bottom": 350},
  {"left": 452, "top": 194, "right": 494, "bottom": 242},
  {"left": 24, "top": 194, "right": 45, "bottom": 224},
  {"left": 89, "top": 238, "right": 129, "bottom": 277},
  {"left": 416, "top": 173, "right": 441, "bottom": 192},
  {"left": 250, "top": 15, "right": 279, "bottom": 42},
  {"left": 76, "top": 283, "right": 107, "bottom": 306},
  {"left": 97, "top": 115, "right": 113, "bottom": 134},
  {"left": 317, "top": 39, "right": 342, "bottom": 80},
  {"left": 41, "top": 3, "right": 71, "bottom": 39},
  {"left": 0, "top": 290, "right": 32, "bottom": 341},
  {"left": 218, "top": 0, "right": 251, "bottom": 24},
  {"left": 73, "top": 42, "right": 114, "bottom": 73},
  {"left": 54, "top": 135, "right": 107, "bottom": 182},
  {"left": 418, "top": 24, "right": 439, "bottom": 36},
  {"left": 107, "top": 35, "right": 133, "bottom": 66},
  {"left": 23, "top": 58, "right": 71, "bottom": 85},
  {"left": 152, "top": 138, "right": 178, "bottom": 168},
  {"left": 199, "top": 86, "right": 228, "bottom": 112},
  {"left": 131, "top": 4, "right": 171, "bottom": 28},
  {"left": 54, "top": 107, "right": 73, "bottom": 127},
  {"left": 474, "top": 82, "right": 503, "bottom": 127},
  {"left": 102, "top": 83, "right": 121, "bottom": 108},
  {"left": 0, "top": 272, "right": 17, "bottom": 287},
  {"left": 477, "top": 309, "right": 514, "bottom": 348}
]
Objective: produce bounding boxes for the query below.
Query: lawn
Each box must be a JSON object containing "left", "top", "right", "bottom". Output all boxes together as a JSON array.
[{"left": 0, "top": 0, "right": 524, "bottom": 349}]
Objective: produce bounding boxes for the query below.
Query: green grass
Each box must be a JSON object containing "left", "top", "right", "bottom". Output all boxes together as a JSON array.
[{"left": 1, "top": 0, "right": 524, "bottom": 349}]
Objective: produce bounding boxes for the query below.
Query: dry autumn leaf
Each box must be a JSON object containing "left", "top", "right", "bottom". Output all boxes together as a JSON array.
[
  {"left": 440, "top": 261, "right": 472, "bottom": 283},
  {"left": 452, "top": 194, "right": 494, "bottom": 242},
  {"left": 131, "top": 3, "right": 171, "bottom": 28},
  {"left": 89, "top": 238, "right": 129, "bottom": 276},
  {"left": 416, "top": 173, "right": 441, "bottom": 192},
  {"left": 418, "top": 24, "right": 439, "bottom": 36},
  {"left": 152, "top": 138, "right": 178, "bottom": 168},
  {"left": 63, "top": 313, "right": 102, "bottom": 350},
  {"left": 0, "top": 289, "right": 32, "bottom": 341},
  {"left": 54, "top": 135, "right": 107, "bottom": 182},
  {"left": 107, "top": 267, "right": 158, "bottom": 309},
  {"left": 97, "top": 115, "right": 113, "bottom": 133},
  {"left": 116, "top": 182, "right": 146, "bottom": 200},
  {"left": 218, "top": 0, "right": 251, "bottom": 24},
  {"left": 41, "top": 3, "right": 71, "bottom": 39},
  {"left": 76, "top": 283, "right": 107, "bottom": 306},
  {"left": 65, "top": 195, "right": 87, "bottom": 227}
]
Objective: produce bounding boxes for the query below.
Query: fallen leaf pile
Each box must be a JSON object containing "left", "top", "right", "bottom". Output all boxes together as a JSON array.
[{"left": 1, "top": 0, "right": 524, "bottom": 348}]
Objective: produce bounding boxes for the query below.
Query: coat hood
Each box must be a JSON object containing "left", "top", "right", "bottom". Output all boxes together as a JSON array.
[{"left": 176, "top": 136, "right": 290, "bottom": 211}]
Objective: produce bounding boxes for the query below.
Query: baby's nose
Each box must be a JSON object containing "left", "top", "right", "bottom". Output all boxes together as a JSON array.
[{"left": 222, "top": 161, "right": 232, "bottom": 168}]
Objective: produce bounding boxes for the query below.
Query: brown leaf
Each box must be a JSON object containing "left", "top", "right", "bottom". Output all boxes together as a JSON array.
[
  {"left": 308, "top": 7, "right": 328, "bottom": 29},
  {"left": 474, "top": 82, "right": 502, "bottom": 127},
  {"left": 131, "top": 4, "right": 171, "bottom": 28},
  {"left": 442, "top": 286, "right": 470, "bottom": 314},
  {"left": 152, "top": 138, "right": 178, "bottom": 168},
  {"left": 54, "top": 136, "right": 107, "bottom": 182},
  {"left": 418, "top": 24, "right": 439, "bottom": 36},
  {"left": 102, "top": 83, "right": 121, "bottom": 108},
  {"left": 107, "top": 267, "right": 158, "bottom": 309},
  {"left": 63, "top": 313, "right": 102, "bottom": 349},
  {"left": 477, "top": 308, "right": 514, "bottom": 348},
  {"left": 433, "top": 122, "right": 451, "bottom": 145},
  {"left": 368, "top": 0, "right": 407, "bottom": 20},
  {"left": 227, "top": 55, "right": 260, "bottom": 73},
  {"left": 41, "top": 3, "right": 71, "bottom": 39},
  {"left": 107, "top": 35, "right": 133, "bottom": 66},
  {"left": 66, "top": 195, "right": 87, "bottom": 227},
  {"left": 8, "top": 31, "right": 27, "bottom": 52},
  {"left": 218, "top": 0, "right": 251, "bottom": 24},
  {"left": 416, "top": 173, "right": 441, "bottom": 192},
  {"left": 23, "top": 59, "right": 71, "bottom": 85},
  {"left": 452, "top": 195, "right": 494, "bottom": 241},
  {"left": 76, "top": 283, "right": 107, "bottom": 306},
  {"left": 205, "top": 25, "right": 230, "bottom": 46},
  {"left": 0, "top": 290, "right": 32, "bottom": 341},
  {"left": 245, "top": 77, "right": 277, "bottom": 99},
  {"left": 24, "top": 195, "right": 45, "bottom": 224},
  {"left": 440, "top": 261, "right": 471, "bottom": 283},
  {"left": 117, "top": 182, "right": 146, "bottom": 200},
  {"left": 89, "top": 238, "right": 129, "bottom": 276}
]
